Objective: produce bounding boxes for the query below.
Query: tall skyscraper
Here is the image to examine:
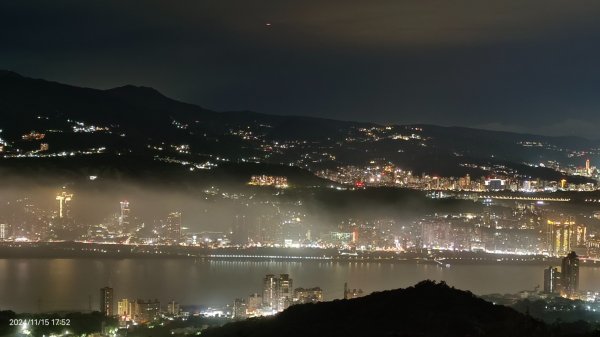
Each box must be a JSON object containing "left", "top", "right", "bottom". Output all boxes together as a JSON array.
[
  {"left": 167, "top": 300, "right": 180, "bottom": 316},
  {"left": 561, "top": 251, "right": 579, "bottom": 295},
  {"left": 586, "top": 159, "right": 591, "bottom": 175},
  {"left": 233, "top": 298, "right": 248, "bottom": 319},
  {"left": 263, "top": 274, "right": 278, "bottom": 310},
  {"left": 543, "top": 266, "right": 561, "bottom": 294},
  {"left": 261, "top": 274, "right": 294, "bottom": 312},
  {"left": 575, "top": 225, "right": 587, "bottom": 247},
  {"left": 119, "top": 201, "right": 130, "bottom": 231},
  {"left": 547, "top": 219, "right": 574, "bottom": 256},
  {"left": 166, "top": 211, "right": 182, "bottom": 241},
  {"left": 100, "top": 287, "right": 114, "bottom": 316},
  {"left": 0, "top": 223, "right": 6, "bottom": 240},
  {"left": 277, "top": 274, "right": 293, "bottom": 311},
  {"left": 56, "top": 191, "right": 73, "bottom": 219}
]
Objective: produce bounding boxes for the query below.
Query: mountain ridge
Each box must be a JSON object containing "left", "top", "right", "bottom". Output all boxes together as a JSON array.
[
  {"left": 0, "top": 69, "right": 590, "bottom": 142},
  {"left": 0, "top": 70, "right": 596, "bottom": 183}
]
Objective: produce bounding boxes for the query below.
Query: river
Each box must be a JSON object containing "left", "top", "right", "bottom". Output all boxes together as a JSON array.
[{"left": 1, "top": 258, "right": 599, "bottom": 313}]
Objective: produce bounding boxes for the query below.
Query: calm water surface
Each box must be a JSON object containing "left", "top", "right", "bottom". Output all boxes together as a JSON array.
[{"left": 1, "top": 258, "right": 600, "bottom": 313}]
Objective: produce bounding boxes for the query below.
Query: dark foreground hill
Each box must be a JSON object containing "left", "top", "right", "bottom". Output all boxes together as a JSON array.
[{"left": 203, "top": 281, "right": 586, "bottom": 337}]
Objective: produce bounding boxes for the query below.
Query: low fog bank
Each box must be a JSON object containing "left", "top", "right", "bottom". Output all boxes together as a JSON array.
[{"left": 0, "top": 163, "right": 488, "bottom": 236}]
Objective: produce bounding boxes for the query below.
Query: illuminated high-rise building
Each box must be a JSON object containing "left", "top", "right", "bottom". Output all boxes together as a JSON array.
[
  {"left": 485, "top": 178, "right": 505, "bottom": 191},
  {"left": 458, "top": 174, "right": 471, "bottom": 190},
  {"left": 56, "top": 191, "right": 73, "bottom": 218},
  {"left": 167, "top": 300, "right": 180, "bottom": 316},
  {"left": 262, "top": 274, "right": 294, "bottom": 312},
  {"left": 166, "top": 211, "right": 182, "bottom": 241},
  {"left": 543, "top": 266, "right": 561, "bottom": 294},
  {"left": 0, "top": 223, "right": 6, "bottom": 240},
  {"left": 119, "top": 201, "right": 130, "bottom": 230},
  {"left": 421, "top": 221, "right": 452, "bottom": 250},
  {"left": 586, "top": 159, "right": 591, "bottom": 175},
  {"left": 134, "top": 299, "right": 160, "bottom": 323},
  {"left": 117, "top": 298, "right": 133, "bottom": 320},
  {"left": 575, "top": 225, "right": 587, "bottom": 247},
  {"left": 561, "top": 251, "right": 579, "bottom": 295},
  {"left": 246, "top": 293, "right": 262, "bottom": 316},
  {"left": 100, "top": 287, "right": 114, "bottom": 316},
  {"left": 277, "top": 274, "right": 293, "bottom": 311},
  {"left": 233, "top": 298, "right": 247, "bottom": 319},
  {"left": 294, "top": 287, "right": 323, "bottom": 304},
  {"left": 263, "top": 274, "right": 278, "bottom": 310},
  {"left": 547, "top": 219, "right": 574, "bottom": 256}
]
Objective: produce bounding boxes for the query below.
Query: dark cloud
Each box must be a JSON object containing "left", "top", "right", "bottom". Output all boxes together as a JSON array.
[{"left": 2, "top": 1, "right": 600, "bottom": 138}]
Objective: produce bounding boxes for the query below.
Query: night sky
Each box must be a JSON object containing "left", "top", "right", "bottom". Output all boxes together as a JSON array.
[{"left": 2, "top": 1, "right": 600, "bottom": 138}]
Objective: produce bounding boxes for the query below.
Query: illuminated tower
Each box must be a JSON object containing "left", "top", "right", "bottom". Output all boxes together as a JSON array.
[
  {"left": 561, "top": 251, "right": 579, "bottom": 296},
  {"left": 56, "top": 191, "right": 73, "bottom": 218},
  {"left": 263, "top": 274, "right": 278, "bottom": 310},
  {"left": 100, "top": 287, "right": 114, "bottom": 316},
  {"left": 575, "top": 225, "right": 587, "bottom": 247},
  {"left": 547, "top": 218, "right": 574, "bottom": 256},
  {"left": 277, "top": 274, "right": 293, "bottom": 311},
  {"left": 166, "top": 211, "right": 182, "bottom": 241},
  {"left": 543, "top": 266, "right": 561, "bottom": 294},
  {"left": 119, "top": 201, "right": 130, "bottom": 230},
  {"left": 586, "top": 159, "right": 591, "bottom": 175}
]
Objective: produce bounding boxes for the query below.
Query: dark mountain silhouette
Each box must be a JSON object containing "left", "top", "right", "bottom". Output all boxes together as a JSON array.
[
  {"left": 0, "top": 70, "right": 595, "bottom": 184},
  {"left": 202, "top": 281, "right": 561, "bottom": 337}
]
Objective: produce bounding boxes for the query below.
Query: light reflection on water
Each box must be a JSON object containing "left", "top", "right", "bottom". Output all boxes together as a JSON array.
[{"left": 1, "top": 258, "right": 600, "bottom": 313}]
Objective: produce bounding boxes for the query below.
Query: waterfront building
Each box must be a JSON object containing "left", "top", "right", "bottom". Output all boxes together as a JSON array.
[
  {"left": 294, "top": 287, "right": 323, "bottom": 304},
  {"left": 135, "top": 299, "right": 161, "bottom": 323},
  {"left": 262, "top": 274, "right": 294, "bottom": 312},
  {"left": 561, "top": 251, "right": 579, "bottom": 296},
  {"left": 543, "top": 266, "right": 561, "bottom": 294},
  {"left": 100, "top": 287, "right": 114, "bottom": 316},
  {"left": 547, "top": 219, "right": 574, "bottom": 256},
  {"left": 277, "top": 274, "right": 293, "bottom": 311}
]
